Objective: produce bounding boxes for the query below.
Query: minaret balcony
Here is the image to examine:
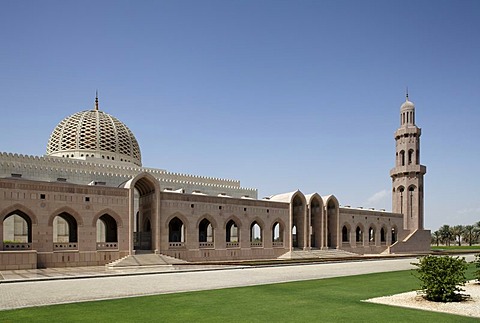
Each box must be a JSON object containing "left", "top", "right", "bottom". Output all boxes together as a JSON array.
[
  {"left": 390, "top": 165, "right": 427, "bottom": 177},
  {"left": 395, "top": 127, "right": 421, "bottom": 138}
]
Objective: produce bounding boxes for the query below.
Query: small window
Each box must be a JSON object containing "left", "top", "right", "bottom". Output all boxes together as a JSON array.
[
  {"left": 191, "top": 204, "right": 194, "bottom": 208},
  {"left": 219, "top": 206, "right": 222, "bottom": 210},
  {"left": 11, "top": 173, "right": 22, "bottom": 178},
  {"left": 85, "top": 197, "right": 90, "bottom": 202},
  {"left": 40, "top": 194, "right": 46, "bottom": 200},
  {"left": 244, "top": 208, "right": 247, "bottom": 212}
]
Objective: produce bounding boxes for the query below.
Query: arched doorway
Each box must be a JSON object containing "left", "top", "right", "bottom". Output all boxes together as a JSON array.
[
  {"left": 326, "top": 197, "right": 339, "bottom": 248},
  {"left": 292, "top": 195, "right": 305, "bottom": 249},
  {"left": 309, "top": 196, "right": 322, "bottom": 249},
  {"left": 127, "top": 174, "right": 158, "bottom": 252}
]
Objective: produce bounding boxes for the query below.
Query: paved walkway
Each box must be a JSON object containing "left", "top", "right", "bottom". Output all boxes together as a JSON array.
[{"left": 0, "top": 255, "right": 475, "bottom": 311}]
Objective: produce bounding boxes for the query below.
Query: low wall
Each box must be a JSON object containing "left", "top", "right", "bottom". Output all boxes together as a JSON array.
[
  {"left": 0, "top": 251, "right": 37, "bottom": 270},
  {"left": 36, "top": 250, "right": 129, "bottom": 268}
]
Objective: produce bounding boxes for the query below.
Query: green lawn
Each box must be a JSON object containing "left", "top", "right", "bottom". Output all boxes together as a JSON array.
[
  {"left": 432, "top": 245, "right": 480, "bottom": 251},
  {"left": 0, "top": 267, "right": 478, "bottom": 323}
]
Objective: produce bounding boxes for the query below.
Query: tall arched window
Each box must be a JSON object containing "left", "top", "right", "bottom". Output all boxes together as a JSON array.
[
  {"left": 342, "top": 225, "right": 349, "bottom": 243},
  {"left": 391, "top": 227, "right": 397, "bottom": 243},
  {"left": 272, "top": 222, "right": 283, "bottom": 244},
  {"left": 368, "top": 226, "right": 375, "bottom": 243},
  {"left": 199, "top": 218, "right": 213, "bottom": 243},
  {"left": 53, "top": 212, "right": 78, "bottom": 243},
  {"left": 226, "top": 220, "right": 238, "bottom": 243},
  {"left": 250, "top": 221, "right": 262, "bottom": 247},
  {"left": 380, "top": 227, "right": 386, "bottom": 243},
  {"left": 96, "top": 214, "right": 118, "bottom": 243},
  {"left": 408, "top": 149, "right": 414, "bottom": 165},
  {"left": 356, "top": 226, "right": 362, "bottom": 244},
  {"left": 168, "top": 217, "right": 184, "bottom": 243}
]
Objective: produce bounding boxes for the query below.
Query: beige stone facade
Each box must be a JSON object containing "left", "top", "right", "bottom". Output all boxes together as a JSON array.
[{"left": 0, "top": 96, "right": 430, "bottom": 269}]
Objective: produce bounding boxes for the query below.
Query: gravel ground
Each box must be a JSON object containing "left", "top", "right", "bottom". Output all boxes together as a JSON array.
[{"left": 365, "top": 281, "right": 480, "bottom": 318}]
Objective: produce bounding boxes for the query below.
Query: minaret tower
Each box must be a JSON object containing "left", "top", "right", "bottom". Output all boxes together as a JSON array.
[{"left": 390, "top": 92, "right": 427, "bottom": 231}]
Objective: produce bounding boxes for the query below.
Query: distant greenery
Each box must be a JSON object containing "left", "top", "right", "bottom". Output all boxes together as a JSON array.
[
  {"left": 431, "top": 222, "right": 480, "bottom": 247},
  {"left": 1, "top": 269, "right": 478, "bottom": 322},
  {"left": 413, "top": 255, "right": 468, "bottom": 302}
]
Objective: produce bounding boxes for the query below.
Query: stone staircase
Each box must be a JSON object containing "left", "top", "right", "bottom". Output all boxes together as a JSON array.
[
  {"left": 107, "top": 253, "right": 187, "bottom": 268},
  {"left": 278, "top": 249, "right": 359, "bottom": 260}
]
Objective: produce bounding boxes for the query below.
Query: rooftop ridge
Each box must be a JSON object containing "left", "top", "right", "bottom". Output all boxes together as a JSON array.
[{"left": 0, "top": 152, "right": 256, "bottom": 192}]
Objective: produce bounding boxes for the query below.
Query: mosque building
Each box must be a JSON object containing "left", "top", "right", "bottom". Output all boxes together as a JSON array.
[{"left": 0, "top": 95, "right": 430, "bottom": 269}]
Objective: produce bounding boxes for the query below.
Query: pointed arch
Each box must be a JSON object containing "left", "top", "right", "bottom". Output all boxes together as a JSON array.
[
  {"left": 0, "top": 204, "right": 38, "bottom": 224},
  {"left": 91, "top": 208, "right": 123, "bottom": 227},
  {"left": 165, "top": 212, "right": 189, "bottom": 230},
  {"left": 223, "top": 215, "right": 242, "bottom": 229},
  {"left": 196, "top": 214, "right": 218, "bottom": 229},
  {"left": 48, "top": 206, "right": 83, "bottom": 226}
]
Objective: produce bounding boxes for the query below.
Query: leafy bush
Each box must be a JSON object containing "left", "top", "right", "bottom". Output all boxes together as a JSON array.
[
  {"left": 412, "top": 255, "right": 468, "bottom": 302},
  {"left": 474, "top": 254, "right": 480, "bottom": 282}
]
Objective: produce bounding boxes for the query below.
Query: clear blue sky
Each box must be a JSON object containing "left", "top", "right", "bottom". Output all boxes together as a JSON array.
[{"left": 1, "top": 0, "right": 479, "bottom": 230}]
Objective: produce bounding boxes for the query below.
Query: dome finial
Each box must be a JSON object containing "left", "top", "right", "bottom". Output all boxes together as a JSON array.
[
  {"left": 95, "top": 90, "right": 99, "bottom": 111},
  {"left": 405, "top": 87, "right": 409, "bottom": 101}
]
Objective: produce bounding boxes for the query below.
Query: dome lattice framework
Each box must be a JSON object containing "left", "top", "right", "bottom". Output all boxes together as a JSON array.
[{"left": 46, "top": 104, "right": 142, "bottom": 166}]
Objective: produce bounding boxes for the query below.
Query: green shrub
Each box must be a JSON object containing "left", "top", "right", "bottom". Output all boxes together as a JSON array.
[
  {"left": 413, "top": 255, "right": 468, "bottom": 302},
  {"left": 474, "top": 254, "right": 480, "bottom": 282}
]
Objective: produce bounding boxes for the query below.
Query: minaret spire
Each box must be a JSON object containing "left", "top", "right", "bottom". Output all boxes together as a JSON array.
[{"left": 95, "top": 90, "right": 99, "bottom": 111}]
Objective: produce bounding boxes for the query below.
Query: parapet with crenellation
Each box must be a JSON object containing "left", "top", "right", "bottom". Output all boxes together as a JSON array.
[{"left": 0, "top": 152, "right": 257, "bottom": 199}]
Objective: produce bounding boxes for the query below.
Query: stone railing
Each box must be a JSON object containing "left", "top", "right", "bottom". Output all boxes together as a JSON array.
[
  {"left": 272, "top": 241, "right": 284, "bottom": 247},
  {"left": 53, "top": 242, "right": 78, "bottom": 251},
  {"left": 199, "top": 242, "right": 214, "bottom": 249},
  {"left": 3, "top": 242, "right": 32, "bottom": 250},
  {"left": 96, "top": 242, "right": 118, "bottom": 250},
  {"left": 226, "top": 242, "right": 239, "bottom": 248},
  {"left": 169, "top": 242, "right": 185, "bottom": 248},
  {"left": 250, "top": 241, "right": 263, "bottom": 248}
]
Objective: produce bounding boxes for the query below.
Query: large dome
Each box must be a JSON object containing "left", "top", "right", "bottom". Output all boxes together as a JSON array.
[{"left": 46, "top": 102, "right": 142, "bottom": 166}]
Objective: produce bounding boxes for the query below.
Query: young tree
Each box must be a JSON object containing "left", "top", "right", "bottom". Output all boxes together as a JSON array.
[
  {"left": 462, "top": 225, "right": 477, "bottom": 246},
  {"left": 439, "top": 225, "right": 453, "bottom": 246},
  {"left": 413, "top": 255, "right": 468, "bottom": 302},
  {"left": 452, "top": 225, "right": 464, "bottom": 246}
]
